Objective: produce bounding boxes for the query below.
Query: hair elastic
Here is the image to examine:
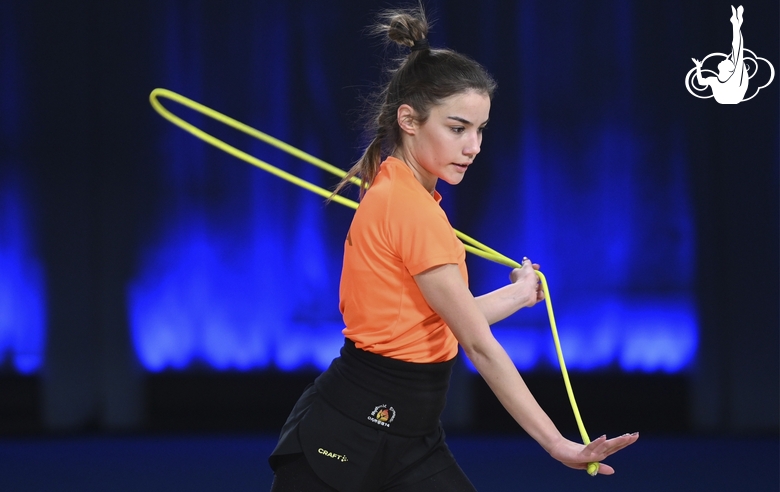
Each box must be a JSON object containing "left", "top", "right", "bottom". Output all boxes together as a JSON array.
[{"left": 411, "top": 38, "right": 430, "bottom": 51}]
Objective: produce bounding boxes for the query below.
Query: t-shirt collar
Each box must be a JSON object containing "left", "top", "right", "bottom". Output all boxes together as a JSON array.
[{"left": 384, "top": 156, "right": 443, "bottom": 204}]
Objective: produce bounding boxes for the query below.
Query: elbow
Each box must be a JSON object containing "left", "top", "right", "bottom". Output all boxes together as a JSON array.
[{"left": 459, "top": 334, "right": 501, "bottom": 369}]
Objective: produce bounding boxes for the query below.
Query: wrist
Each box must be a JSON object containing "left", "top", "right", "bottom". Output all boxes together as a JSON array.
[
  {"left": 506, "top": 281, "right": 533, "bottom": 308},
  {"left": 541, "top": 433, "right": 567, "bottom": 456}
]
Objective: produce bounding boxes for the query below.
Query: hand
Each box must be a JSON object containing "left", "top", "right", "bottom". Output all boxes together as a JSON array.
[
  {"left": 509, "top": 257, "right": 544, "bottom": 306},
  {"left": 691, "top": 58, "right": 702, "bottom": 67},
  {"left": 547, "top": 433, "right": 639, "bottom": 475}
]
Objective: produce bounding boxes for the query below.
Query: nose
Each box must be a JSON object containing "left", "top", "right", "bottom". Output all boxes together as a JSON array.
[{"left": 463, "top": 132, "right": 482, "bottom": 159}]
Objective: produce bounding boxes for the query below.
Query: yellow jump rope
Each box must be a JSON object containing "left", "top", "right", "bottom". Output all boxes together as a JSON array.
[{"left": 149, "top": 88, "right": 600, "bottom": 476}]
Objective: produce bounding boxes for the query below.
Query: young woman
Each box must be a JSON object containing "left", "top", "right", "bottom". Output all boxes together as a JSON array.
[{"left": 269, "top": 7, "right": 638, "bottom": 491}]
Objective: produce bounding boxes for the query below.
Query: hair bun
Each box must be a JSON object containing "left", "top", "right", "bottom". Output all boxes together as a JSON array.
[
  {"left": 331, "top": 3, "right": 495, "bottom": 200},
  {"left": 379, "top": 8, "right": 429, "bottom": 49}
]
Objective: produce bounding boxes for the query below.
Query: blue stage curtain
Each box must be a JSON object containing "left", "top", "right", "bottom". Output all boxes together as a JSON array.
[
  {"left": 128, "top": 0, "right": 708, "bottom": 373},
  {"left": 3, "top": 0, "right": 777, "bottom": 383},
  {"left": 0, "top": 2, "right": 46, "bottom": 374}
]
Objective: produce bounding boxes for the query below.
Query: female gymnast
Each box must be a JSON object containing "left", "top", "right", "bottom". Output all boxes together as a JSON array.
[
  {"left": 692, "top": 5, "right": 748, "bottom": 104},
  {"left": 269, "top": 6, "right": 638, "bottom": 491}
]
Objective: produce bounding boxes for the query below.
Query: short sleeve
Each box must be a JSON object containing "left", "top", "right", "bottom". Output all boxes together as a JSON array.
[{"left": 387, "top": 189, "right": 461, "bottom": 276}]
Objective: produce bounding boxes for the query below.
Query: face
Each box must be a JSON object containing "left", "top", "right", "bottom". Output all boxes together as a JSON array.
[
  {"left": 717, "top": 59, "right": 735, "bottom": 80},
  {"left": 396, "top": 90, "right": 491, "bottom": 192}
]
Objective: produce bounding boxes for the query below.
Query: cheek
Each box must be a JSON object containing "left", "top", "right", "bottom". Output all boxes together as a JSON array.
[
  {"left": 418, "top": 137, "right": 440, "bottom": 158},
  {"left": 430, "top": 133, "right": 452, "bottom": 157}
]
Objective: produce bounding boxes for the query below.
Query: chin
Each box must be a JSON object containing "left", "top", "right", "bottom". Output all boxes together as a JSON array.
[{"left": 442, "top": 175, "right": 466, "bottom": 186}]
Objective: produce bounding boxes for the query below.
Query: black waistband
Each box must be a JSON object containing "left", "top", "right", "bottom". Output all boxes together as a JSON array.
[{"left": 314, "top": 338, "right": 455, "bottom": 436}]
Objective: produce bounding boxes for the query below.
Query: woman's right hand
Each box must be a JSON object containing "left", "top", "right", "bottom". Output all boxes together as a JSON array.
[{"left": 547, "top": 432, "right": 639, "bottom": 475}]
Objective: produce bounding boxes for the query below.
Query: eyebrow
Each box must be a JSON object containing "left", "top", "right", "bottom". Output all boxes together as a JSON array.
[{"left": 447, "top": 116, "right": 490, "bottom": 126}]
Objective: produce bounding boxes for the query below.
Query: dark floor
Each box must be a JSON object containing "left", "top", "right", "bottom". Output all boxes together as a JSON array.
[{"left": 0, "top": 434, "right": 777, "bottom": 491}]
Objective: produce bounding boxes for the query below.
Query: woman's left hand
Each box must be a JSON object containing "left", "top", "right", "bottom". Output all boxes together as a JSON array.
[
  {"left": 509, "top": 258, "right": 544, "bottom": 305},
  {"left": 546, "top": 433, "right": 640, "bottom": 475}
]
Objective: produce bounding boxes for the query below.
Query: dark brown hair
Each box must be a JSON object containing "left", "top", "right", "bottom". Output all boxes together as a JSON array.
[{"left": 332, "top": 4, "right": 497, "bottom": 200}]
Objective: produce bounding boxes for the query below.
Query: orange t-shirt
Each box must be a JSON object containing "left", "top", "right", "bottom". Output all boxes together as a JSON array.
[{"left": 339, "top": 156, "right": 468, "bottom": 363}]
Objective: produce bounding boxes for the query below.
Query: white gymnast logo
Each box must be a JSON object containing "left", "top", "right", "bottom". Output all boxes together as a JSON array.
[{"left": 685, "top": 5, "right": 774, "bottom": 104}]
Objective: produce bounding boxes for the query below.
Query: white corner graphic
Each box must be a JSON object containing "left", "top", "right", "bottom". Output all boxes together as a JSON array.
[{"left": 685, "top": 5, "right": 775, "bottom": 104}]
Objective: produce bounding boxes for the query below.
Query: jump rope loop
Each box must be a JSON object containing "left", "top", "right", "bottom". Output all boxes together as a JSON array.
[{"left": 149, "top": 88, "right": 600, "bottom": 476}]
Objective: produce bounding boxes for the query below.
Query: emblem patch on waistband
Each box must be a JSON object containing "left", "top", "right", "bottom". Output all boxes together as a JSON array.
[{"left": 367, "top": 404, "right": 396, "bottom": 428}]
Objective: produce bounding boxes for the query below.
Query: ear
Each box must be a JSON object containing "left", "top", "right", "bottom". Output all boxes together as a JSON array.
[{"left": 397, "top": 104, "right": 417, "bottom": 135}]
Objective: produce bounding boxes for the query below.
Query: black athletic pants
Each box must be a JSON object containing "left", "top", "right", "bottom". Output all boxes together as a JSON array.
[{"left": 270, "top": 453, "right": 477, "bottom": 492}]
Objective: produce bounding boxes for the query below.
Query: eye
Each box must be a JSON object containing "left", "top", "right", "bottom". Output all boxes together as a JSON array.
[
  {"left": 478, "top": 126, "right": 487, "bottom": 133},
  {"left": 450, "top": 126, "right": 465, "bottom": 134}
]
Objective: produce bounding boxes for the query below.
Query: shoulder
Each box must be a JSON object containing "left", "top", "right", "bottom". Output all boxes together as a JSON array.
[{"left": 363, "top": 159, "right": 435, "bottom": 217}]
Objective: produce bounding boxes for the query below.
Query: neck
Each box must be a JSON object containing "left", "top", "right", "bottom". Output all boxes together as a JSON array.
[{"left": 391, "top": 150, "right": 437, "bottom": 194}]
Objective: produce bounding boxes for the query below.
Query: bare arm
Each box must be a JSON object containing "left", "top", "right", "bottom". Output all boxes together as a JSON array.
[
  {"left": 415, "top": 262, "right": 562, "bottom": 449},
  {"left": 414, "top": 263, "right": 639, "bottom": 473},
  {"left": 474, "top": 263, "right": 543, "bottom": 325},
  {"left": 692, "top": 59, "right": 711, "bottom": 86}
]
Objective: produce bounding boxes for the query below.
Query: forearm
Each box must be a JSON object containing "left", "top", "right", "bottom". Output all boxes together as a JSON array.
[
  {"left": 475, "top": 282, "right": 533, "bottom": 325},
  {"left": 695, "top": 66, "right": 706, "bottom": 85},
  {"left": 465, "top": 336, "right": 563, "bottom": 452},
  {"left": 415, "top": 264, "right": 561, "bottom": 450}
]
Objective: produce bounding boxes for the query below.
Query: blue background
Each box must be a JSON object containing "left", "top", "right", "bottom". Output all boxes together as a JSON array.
[{"left": 0, "top": 0, "right": 777, "bottom": 436}]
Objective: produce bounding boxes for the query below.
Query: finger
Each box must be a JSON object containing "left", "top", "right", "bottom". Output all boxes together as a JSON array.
[
  {"left": 585, "top": 435, "right": 607, "bottom": 450},
  {"left": 591, "top": 433, "right": 639, "bottom": 458},
  {"left": 589, "top": 436, "right": 628, "bottom": 458},
  {"left": 532, "top": 263, "right": 541, "bottom": 270},
  {"left": 581, "top": 436, "right": 609, "bottom": 458},
  {"left": 599, "top": 440, "right": 632, "bottom": 457},
  {"left": 596, "top": 462, "right": 615, "bottom": 475},
  {"left": 562, "top": 460, "right": 615, "bottom": 476},
  {"left": 604, "top": 432, "right": 639, "bottom": 450},
  {"left": 586, "top": 434, "right": 634, "bottom": 459},
  {"left": 603, "top": 433, "right": 639, "bottom": 455}
]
